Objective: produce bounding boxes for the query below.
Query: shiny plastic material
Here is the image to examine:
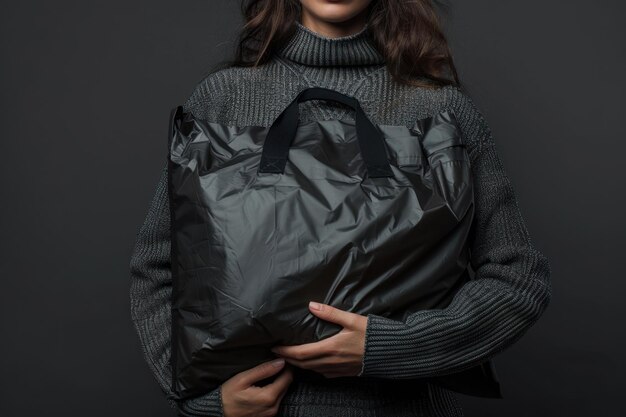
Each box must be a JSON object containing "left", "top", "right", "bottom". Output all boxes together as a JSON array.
[{"left": 167, "top": 87, "right": 501, "bottom": 400}]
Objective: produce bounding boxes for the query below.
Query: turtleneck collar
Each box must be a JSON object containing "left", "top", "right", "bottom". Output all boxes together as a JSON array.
[{"left": 276, "top": 20, "right": 385, "bottom": 67}]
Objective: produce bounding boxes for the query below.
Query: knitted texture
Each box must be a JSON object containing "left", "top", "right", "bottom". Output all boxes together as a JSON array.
[{"left": 129, "top": 20, "right": 552, "bottom": 417}]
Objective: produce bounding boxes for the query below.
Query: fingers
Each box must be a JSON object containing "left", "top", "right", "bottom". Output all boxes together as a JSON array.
[
  {"left": 308, "top": 302, "right": 357, "bottom": 329},
  {"left": 272, "top": 336, "right": 335, "bottom": 360},
  {"left": 261, "top": 363, "right": 294, "bottom": 400},
  {"left": 251, "top": 365, "right": 294, "bottom": 416},
  {"left": 237, "top": 358, "right": 287, "bottom": 388}
]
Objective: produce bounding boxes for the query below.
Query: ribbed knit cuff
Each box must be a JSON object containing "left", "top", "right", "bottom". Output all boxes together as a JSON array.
[
  {"left": 360, "top": 313, "right": 412, "bottom": 378},
  {"left": 175, "top": 386, "right": 224, "bottom": 417},
  {"left": 357, "top": 315, "right": 370, "bottom": 377}
]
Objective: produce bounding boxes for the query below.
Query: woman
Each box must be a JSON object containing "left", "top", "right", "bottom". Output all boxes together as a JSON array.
[{"left": 129, "top": 1, "right": 552, "bottom": 416}]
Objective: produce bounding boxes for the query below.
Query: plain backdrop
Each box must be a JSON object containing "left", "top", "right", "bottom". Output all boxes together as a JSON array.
[{"left": 1, "top": 1, "right": 624, "bottom": 416}]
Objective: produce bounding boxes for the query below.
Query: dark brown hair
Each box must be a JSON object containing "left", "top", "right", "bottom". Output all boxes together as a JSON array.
[{"left": 214, "top": 0, "right": 461, "bottom": 90}]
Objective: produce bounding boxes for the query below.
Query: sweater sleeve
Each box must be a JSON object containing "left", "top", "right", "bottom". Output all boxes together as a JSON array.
[
  {"left": 129, "top": 162, "right": 224, "bottom": 417},
  {"left": 358, "top": 88, "right": 552, "bottom": 379}
]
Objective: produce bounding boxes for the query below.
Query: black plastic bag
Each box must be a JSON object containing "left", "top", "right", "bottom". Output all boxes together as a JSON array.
[{"left": 167, "top": 87, "right": 501, "bottom": 400}]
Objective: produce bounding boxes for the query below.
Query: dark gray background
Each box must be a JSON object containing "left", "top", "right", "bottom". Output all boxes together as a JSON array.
[{"left": 1, "top": 1, "right": 623, "bottom": 416}]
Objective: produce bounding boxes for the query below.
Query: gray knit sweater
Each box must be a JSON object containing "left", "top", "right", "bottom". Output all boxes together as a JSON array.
[{"left": 129, "top": 21, "right": 552, "bottom": 417}]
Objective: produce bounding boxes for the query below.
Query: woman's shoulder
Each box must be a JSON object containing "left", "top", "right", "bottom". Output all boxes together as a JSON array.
[
  {"left": 376, "top": 78, "right": 490, "bottom": 151},
  {"left": 181, "top": 66, "right": 238, "bottom": 117},
  {"left": 437, "top": 85, "right": 493, "bottom": 152},
  {"left": 181, "top": 64, "right": 277, "bottom": 119}
]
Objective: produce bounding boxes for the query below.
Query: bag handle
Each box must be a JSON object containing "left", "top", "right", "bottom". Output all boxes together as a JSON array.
[{"left": 258, "top": 87, "right": 394, "bottom": 178}]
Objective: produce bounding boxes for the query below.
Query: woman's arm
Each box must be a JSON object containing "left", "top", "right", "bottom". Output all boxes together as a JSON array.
[
  {"left": 129, "top": 163, "right": 224, "bottom": 417},
  {"left": 358, "top": 88, "right": 553, "bottom": 379}
]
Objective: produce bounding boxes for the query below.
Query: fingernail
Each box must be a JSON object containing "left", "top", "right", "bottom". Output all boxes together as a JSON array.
[
  {"left": 272, "top": 358, "right": 285, "bottom": 367},
  {"left": 309, "top": 301, "right": 321, "bottom": 310}
]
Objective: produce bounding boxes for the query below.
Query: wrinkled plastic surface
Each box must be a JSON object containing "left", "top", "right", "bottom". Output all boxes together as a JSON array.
[{"left": 167, "top": 96, "right": 501, "bottom": 400}]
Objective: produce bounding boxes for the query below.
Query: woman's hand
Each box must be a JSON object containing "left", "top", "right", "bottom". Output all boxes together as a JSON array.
[
  {"left": 221, "top": 358, "right": 294, "bottom": 417},
  {"left": 270, "top": 301, "right": 368, "bottom": 378}
]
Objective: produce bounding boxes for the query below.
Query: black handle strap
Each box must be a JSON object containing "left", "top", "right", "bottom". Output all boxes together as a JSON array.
[{"left": 259, "top": 87, "right": 393, "bottom": 178}]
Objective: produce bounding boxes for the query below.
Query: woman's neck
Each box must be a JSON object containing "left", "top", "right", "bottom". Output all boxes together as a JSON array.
[{"left": 276, "top": 20, "right": 385, "bottom": 67}]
